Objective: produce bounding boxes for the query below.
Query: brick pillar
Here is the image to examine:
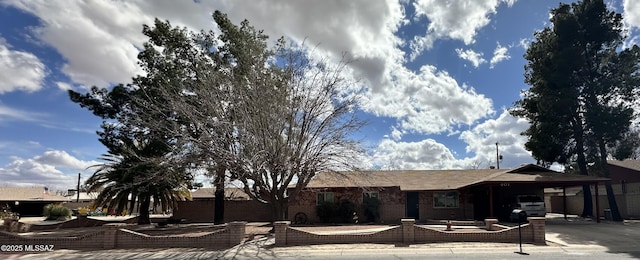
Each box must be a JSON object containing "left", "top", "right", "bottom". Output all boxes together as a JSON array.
[
  {"left": 528, "top": 217, "right": 545, "bottom": 245},
  {"left": 227, "top": 222, "right": 247, "bottom": 246},
  {"left": 274, "top": 221, "right": 290, "bottom": 246},
  {"left": 401, "top": 219, "right": 415, "bottom": 244},
  {"left": 484, "top": 218, "right": 498, "bottom": 231},
  {"left": 103, "top": 223, "right": 126, "bottom": 249},
  {"left": 77, "top": 215, "right": 87, "bottom": 228}
]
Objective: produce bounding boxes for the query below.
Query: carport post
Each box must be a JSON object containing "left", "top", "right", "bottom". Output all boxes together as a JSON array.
[
  {"left": 595, "top": 182, "right": 600, "bottom": 223},
  {"left": 563, "top": 186, "right": 567, "bottom": 220}
]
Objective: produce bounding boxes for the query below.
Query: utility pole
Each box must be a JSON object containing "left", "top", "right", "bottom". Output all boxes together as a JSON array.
[
  {"left": 76, "top": 173, "right": 81, "bottom": 203},
  {"left": 496, "top": 142, "right": 500, "bottom": 170}
]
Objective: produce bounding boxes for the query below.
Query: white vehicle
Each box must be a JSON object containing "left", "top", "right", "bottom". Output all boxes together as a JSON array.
[{"left": 510, "top": 195, "right": 546, "bottom": 221}]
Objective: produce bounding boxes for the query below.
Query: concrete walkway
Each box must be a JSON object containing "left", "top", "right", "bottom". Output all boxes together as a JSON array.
[{"left": 4, "top": 236, "right": 636, "bottom": 260}]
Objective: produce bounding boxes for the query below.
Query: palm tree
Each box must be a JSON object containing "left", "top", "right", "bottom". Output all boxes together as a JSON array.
[{"left": 86, "top": 139, "right": 191, "bottom": 225}]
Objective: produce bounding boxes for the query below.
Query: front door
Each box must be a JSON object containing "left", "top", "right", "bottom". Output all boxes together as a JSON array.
[{"left": 406, "top": 192, "right": 419, "bottom": 220}]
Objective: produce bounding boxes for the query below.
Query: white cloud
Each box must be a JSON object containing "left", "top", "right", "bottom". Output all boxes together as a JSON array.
[
  {"left": 390, "top": 127, "right": 403, "bottom": 141},
  {"left": 489, "top": 42, "right": 511, "bottom": 68},
  {"left": 4, "top": 0, "right": 155, "bottom": 87},
  {"left": 624, "top": 0, "right": 640, "bottom": 29},
  {"left": 369, "top": 110, "right": 533, "bottom": 171},
  {"left": 206, "top": 0, "right": 407, "bottom": 94},
  {"left": 410, "top": 0, "right": 517, "bottom": 60},
  {"left": 459, "top": 109, "right": 533, "bottom": 168},
  {"left": 55, "top": 82, "right": 72, "bottom": 91},
  {"left": 0, "top": 102, "right": 44, "bottom": 123},
  {"left": 0, "top": 150, "right": 98, "bottom": 188},
  {"left": 365, "top": 64, "right": 494, "bottom": 135},
  {"left": 33, "top": 150, "right": 98, "bottom": 170},
  {"left": 518, "top": 38, "right": 531, "bottom": 50},
  {"left": 455, "top": 48, "right": 486, "bottom": 68},
  {"left": 371, "top": 138, "right": 460, "bottom": 170},
  {"left": 0, "top": 38, "right": 46, "bottom": 93}
]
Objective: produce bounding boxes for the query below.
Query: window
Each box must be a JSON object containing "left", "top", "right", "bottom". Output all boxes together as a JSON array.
[
  {"left": 433, "top": 191, "right": 459, "bottom": 208},
  {"left": 363, "top": 191, "right": 379, "bottom": 200},
  {"left": 317, "top": 192, "right": 334, "bottom": 205}
]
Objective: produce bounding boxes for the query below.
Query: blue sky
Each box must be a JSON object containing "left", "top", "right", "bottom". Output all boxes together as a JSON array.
[{"left": 1, "top": 0, "right": 639, "bottom": 190}]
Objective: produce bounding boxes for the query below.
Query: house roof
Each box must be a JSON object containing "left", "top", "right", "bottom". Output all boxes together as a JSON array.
[
  {"left": 303, "top": 169, "right": 503, "bottom": 191},
  {"left": 190, "top": 187, "right": 251, "bottom": 200},
  {"left": 485, "top": 171, "right": 609, "bottom": 185},
  {"left": 303, "top": 164, "right": 609, "bottom": 191},
  {"left": 608, "top": 160, "right": 640, "bottom": 172},
  {"left": 0, "top": 187, "right": 70, "bottom": 202}
]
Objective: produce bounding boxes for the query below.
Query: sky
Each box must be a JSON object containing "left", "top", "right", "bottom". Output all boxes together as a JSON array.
[{"left": 1, "top": 0, "right": 639, "bottom": 191}]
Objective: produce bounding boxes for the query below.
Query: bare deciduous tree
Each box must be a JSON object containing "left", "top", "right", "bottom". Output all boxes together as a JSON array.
[{"left": 132, "top": 12, "right": 366, "bottom": 221}]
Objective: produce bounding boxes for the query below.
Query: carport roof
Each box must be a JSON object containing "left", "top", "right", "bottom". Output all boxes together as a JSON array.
[
  {"left": 483, "top": 171, "right": 609, "bottom": 186},
  {"left": 303, "top": 164, "right": 609, "bottom": 191},
  {"left": 0, "top": 187, "right": 70, "bottom": 202}
]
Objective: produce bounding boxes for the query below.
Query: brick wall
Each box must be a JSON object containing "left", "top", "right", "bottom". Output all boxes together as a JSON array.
[
  {"left": 0, "top": 221, "right": 246, "bottom": 250},
  {"left": 274, "top": 217, "right": 546, "bottom": 246}
]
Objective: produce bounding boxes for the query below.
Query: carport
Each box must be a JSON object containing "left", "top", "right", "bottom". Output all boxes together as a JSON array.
[
  {"left": 0, "top": 187, "right": 70, "bottom": 217},
  {"left": 468, "top": 164, "right": 610, "bottom": 222}
]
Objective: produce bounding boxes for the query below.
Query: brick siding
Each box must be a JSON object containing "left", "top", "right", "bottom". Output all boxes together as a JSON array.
[{"left": 289, "top": 188, "right": 477, "bottom": 224}]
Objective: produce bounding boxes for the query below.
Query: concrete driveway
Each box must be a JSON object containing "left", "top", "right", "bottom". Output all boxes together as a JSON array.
[{"left": 545, "top": 214, "right": 640, "bottom": 257}]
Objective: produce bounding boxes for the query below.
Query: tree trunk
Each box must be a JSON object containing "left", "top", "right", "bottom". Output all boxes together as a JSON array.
[
  {"left": 598, "top": 139, "right": 623, "bottom": 221},
  {"left": 138, "top": 197, "right": 151, "bottom": 225},
  {"left": 604, "top": 182, "right": 623, "bottom": 221},
  {"left": 574, "top": 123, "right": 594, "bottom": 217},
  {"left": 271, "top": 200, "right": 288, "bottom": 222},
  {"left": 213, "top": 167, "right": 225, "bottom": 224}
]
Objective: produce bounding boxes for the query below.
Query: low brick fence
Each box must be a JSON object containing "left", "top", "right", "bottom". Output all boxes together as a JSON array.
[
  {"left": 3, "top": 216, "right": 140, "bottom": 233},
  {"left": 275, "top": 217, "right": 545, "bottom": 246},
  {"left": 0, "top": 222, "right": 246, "bottom": 250}
]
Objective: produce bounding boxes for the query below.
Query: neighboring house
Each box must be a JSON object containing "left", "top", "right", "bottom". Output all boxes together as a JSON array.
[
  {"left": 288, "top": 164, "right": 609, "bottom": 224},
  {"left": 548, "top": 160, "right": 640, "bottom": 218},
  {"left": 64, "top": 192, "right": 99, "bottom": 211},
  {"left": 0, "top": 187, "right": 70, "bottom": 217},
  {"left": 608, "top": 160, "right": 640, "bottom": 218},
  {"left": 172, "top": 187, "right": 272, "bottom": 222}
]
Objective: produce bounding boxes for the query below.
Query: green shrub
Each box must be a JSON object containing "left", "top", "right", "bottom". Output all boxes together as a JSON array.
[
  {"left": 316, "top": 202, "right": 338, "bottom": 223},
  {"left": 363, "top": 196, "right": 380, "bottom": 222},
  {"left": 316, "top": 199, "right": 358, "bottom": 223},
  {"left": 336, "top": 199, "right": 357, "bottom": 223},
  {"left": 43, "top": 204, "right": 72, "bottom": 221},
  {"left": 0, "top": 211, "right": 18, "bottom": 219}
]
